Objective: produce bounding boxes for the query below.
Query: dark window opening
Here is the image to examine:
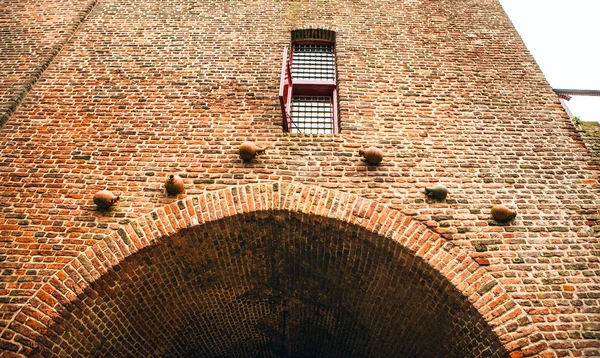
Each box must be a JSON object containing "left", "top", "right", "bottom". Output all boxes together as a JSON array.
[{"left": 279, "top": 29, "right": 338, "bottom": 134}]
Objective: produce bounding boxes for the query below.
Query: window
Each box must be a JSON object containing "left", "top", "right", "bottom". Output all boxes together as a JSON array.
[{"left": 279, "top": 29, "right": 339, "bottom": 134}]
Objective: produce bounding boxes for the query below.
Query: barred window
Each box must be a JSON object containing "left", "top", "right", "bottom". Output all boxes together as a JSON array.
[
  {"left": 279, "top": 29, "right": 339, "bottom": 134},
  {"left": 292, "top": 44, "right": 335, "bottom": 81},
  {"left": 291, "top": 96, "right": 333, "bottom": 134}
]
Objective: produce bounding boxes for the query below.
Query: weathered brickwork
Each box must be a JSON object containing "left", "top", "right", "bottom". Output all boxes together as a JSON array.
[
  {"left": 0, "top": 0, "right": 598, "bottom": 356},
  {"left": 579, "top": 122, "right": 600, "bottom": 164},
  {"left": 2, "top": 184, "right": 527, "bottom": 357},
  {"left": 0, "top": 0, "right": 98, "bottom": 125}
]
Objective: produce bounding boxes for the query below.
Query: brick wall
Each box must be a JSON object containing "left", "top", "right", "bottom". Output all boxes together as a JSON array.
[
  {"left": 0, "top": 0, "right": 598, "bottom": 356},
  {"left": 8, "top": 185, "right": 515, "bottom": 357},
  {"left": 0, "top": 0, "right": 97, "bottom": 125},
  {"left": 579, "top": 122, "right": 600, "bottom": 164}
]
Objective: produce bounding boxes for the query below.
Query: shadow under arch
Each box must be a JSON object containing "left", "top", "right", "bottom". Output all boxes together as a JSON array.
[{"left": 1, "top": 182, "right": 541, "bottom": 357}]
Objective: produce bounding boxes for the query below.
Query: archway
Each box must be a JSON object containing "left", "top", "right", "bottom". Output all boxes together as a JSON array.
[{"left": 1, "top": 183, "right": 538, "bottom": 357}]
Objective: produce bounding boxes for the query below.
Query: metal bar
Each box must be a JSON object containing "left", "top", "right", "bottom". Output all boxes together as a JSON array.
[{"left": 553, "top": 88, "right": 600, "bottom": 97}]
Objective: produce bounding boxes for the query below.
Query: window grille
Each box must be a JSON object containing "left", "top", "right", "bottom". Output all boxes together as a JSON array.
[
  {"left": 291, "top": 96, "right": 333, "bottom": 134},
  {"left": 292, "top": 44, "right": 335, "bottom": 81}
]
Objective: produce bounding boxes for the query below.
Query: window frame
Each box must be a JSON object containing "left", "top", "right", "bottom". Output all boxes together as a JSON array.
[{"left": 279, "top": 31, "right": 339, "bottom": 134}]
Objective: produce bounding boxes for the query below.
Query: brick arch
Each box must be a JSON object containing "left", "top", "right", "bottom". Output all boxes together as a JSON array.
[{"left": 1, "top": 182, "right": 548, "bottom": 357}]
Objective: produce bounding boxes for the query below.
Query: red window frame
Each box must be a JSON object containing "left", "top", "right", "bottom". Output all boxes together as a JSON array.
[
  {"left": 279, "top": 40, "right": 339, "bottom": 134},
  {"left": 279, "top": 46, "right": 293, "bottom": 132}
]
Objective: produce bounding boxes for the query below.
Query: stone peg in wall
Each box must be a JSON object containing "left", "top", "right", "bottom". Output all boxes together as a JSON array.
[
  {"left": 425, "top": 185, "right": 448, "bottom": 200},
  {"left": 239, "top": 141, "right": 266, "bottom": 161},
  {"left": 491, "top": 204, "right": 517, "bottom": 222},
  {"left": 93, "top": 190, "right": 119, "bottom": 209},
  {"left": 359, "top": 146, "right": 383, "bottom": 165},
  {"left": 164, "top": 174, "right": 184, "bottom": 195}
]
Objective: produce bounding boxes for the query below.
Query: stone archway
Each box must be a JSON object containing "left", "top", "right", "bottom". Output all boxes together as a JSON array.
[{"left": 1, "top": 182, "right": 543, "bottom": 357}]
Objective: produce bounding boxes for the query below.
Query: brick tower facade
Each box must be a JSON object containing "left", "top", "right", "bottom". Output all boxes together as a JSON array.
[{"left": 1, "top": 0, "right": 599, "bottom": 357}]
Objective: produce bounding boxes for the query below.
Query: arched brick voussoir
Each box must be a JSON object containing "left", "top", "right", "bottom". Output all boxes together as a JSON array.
[
  {"left": 425, "top": 245, "right": 534, "bottom": 343},
  {"left": 2, "top": 182, "right": 545, "bottom": 357}
]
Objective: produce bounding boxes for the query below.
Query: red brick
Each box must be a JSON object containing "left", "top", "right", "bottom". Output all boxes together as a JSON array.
[{"left": 1, "top": 0, "right": 598, "bottom": 356}]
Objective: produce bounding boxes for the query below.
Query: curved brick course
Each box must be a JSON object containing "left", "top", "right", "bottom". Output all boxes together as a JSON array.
[{"left": 1, "top": 183, "right": 541, "bottom": 356}]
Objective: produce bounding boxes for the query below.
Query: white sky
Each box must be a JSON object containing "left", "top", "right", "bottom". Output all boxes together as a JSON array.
[{"left": 499, "top": 0, "right": 600, "bottom": 122}]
